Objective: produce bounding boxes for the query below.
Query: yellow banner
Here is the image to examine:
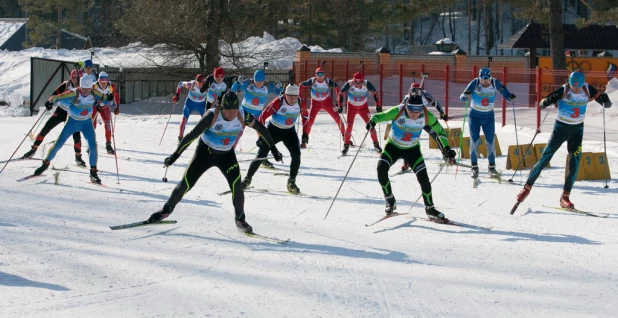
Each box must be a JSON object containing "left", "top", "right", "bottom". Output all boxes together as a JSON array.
[{"left": 538, "top": 56, "right": 617, "bottom": 94}]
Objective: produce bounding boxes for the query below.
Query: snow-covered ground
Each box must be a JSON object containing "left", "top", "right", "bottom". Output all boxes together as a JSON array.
[{"left": 1, "top": 92, "right": 617, "bottom": 316}]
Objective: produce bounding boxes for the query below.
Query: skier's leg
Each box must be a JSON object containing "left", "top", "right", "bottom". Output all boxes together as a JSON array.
[
  {"left": 80, "top": 120, "right": 98, "bottom": 167},
  {"left": 44, "top": 118, "right": 80, "bottom": 162},
  {"left": 406, "top": 146, "right": 433, "bottom": 207},
  {"left": 468, "top": 113, "right": 481, "bottom": 166},
  {"left": 344, "top": 105, "right": 357, "bottom": 144},
  {"left": 178, "top": 99, "right": 193, "bottom": 138},
  {"left": 217, "top": 150, "right": 246, "bottom": 220},
  {"left": 564, "top": 124, "right": 584, "bottom": 192},
  {"left": 526, "top": 122, "right": 568, "bottom": 186},
  {"left": 303, "top": 99, "right": 321, "bottom": 136},
  {"left": 245, "top": 125, "right": 281, "bottom": 179},
  {"left": 377, "top": 143, "right": 402, "bottom": 197},
  {"left": 33, "top": 108, "right": 67, "bottom": 147},
  {"left": 91, "top": 106, "right": 99, "bottom": 129},
  {"left": 482, "top": 114, "right": 497, "bottom": 166},
  {"left": 101, "top": 106, "right": 112, "bottom": 143},
  {"left": 281, "top": 127, "right": 301, "bottom": 179},
  {"left": 322, "top": 97, "right": 345, "bottom": 135},
  {"left": 359, "top": 105, "right": 378, "bottom": 143}
]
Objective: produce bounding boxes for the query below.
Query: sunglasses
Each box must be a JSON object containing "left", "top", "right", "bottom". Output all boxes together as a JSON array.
[{"left": 316, "top": 72, "right": 325, "bottom": 76}]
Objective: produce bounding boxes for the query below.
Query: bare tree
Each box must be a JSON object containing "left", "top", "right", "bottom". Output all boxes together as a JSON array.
[{"left": 547, "top": 0, "right": 566, "bottom": 71}]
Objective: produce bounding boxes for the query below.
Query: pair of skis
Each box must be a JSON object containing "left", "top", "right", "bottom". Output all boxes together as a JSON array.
[
  {"left": 511, "top": 202, "right": 608, "bottom": 218},
  {"left": 365, "top": 211, "right": 493, "bottom": 231},
  {"left": 109, "top": 219, "right": 289, "bottom": 244}
]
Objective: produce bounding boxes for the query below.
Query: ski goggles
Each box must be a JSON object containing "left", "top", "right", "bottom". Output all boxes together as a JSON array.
[
  {"left": 406, "top": 103, "right": 424, "bottom": 112},
  {"left": 316, "top": 72, "right": 325, "bottom": 76}
]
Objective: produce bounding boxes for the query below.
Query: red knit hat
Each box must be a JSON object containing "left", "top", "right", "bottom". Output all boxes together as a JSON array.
[
  {"left": 353, "top": 72, "right": 364, "bottom": 82},
  {"left": 315, "top": 67, "right": 325, "bottom": 74},
  {"left": 213, "top": 67, "right": 225, "bottom": 77},
  {"left": 196, "top": 74, "right": 205, "bottom": 82}
]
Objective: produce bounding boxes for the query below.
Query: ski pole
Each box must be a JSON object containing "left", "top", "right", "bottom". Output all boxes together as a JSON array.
[
  {"left": 162, "top": 166, "right": 169, "bottom": 182},
  {"left": 159, "top": 101, "right": 179, "bottom": 145},
  {"left": 603, "top": 107, "right": 609, "bottom": 189},
  {"left": 507, "top": 107, "right": 552, "bottom": 183},
  {"left": 455, "top": 100, "right": 470, "bottom": 179},
  {"left": 1, "top": 109, "right": 49, "bottom": 174},
  {"left": 111, "top": 113, "right": 120, "bottom": 184},
  {"left": 29, "top": 110, "right": 49, "bottom": 140},
  {"left": 324, "top": 129, "right": 371, "bottom": 220},
  {"left": 511, "top": 101, "right": 521, "bottom": 179},
  {"left": 407, "top": 162, "right": 446, "bottom": 213},
  {"left": 238, "top": 156, "right": 277, "bottom": 163}
]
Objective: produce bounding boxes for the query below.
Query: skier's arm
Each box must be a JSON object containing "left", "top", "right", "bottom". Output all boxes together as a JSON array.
[
  {"left": 258, "top": 97, "right": 281, "bottom": 125},
  {"left": 175, "top": 81, "right": 193, "bottom": 95},
  {"left": 299, "top": 78, "right": 314, "bottom": 87},
  {"left": 231, "top": 79, "right": 250, "bottom": 93},
  {"left": 110, "top": 83, "right": 121, "bottom": 107},
  {"left": 327, "top": 78, "right": 339, "bottom": 88},
  {"left": 175, "top": 110, "right": 216, "bottom": 156},
  {"left": 245, "top": 113, "right": 276, "bottom": 149},
  {"left": 494, "top": 79, "right": 515, "bottom": 100},
  {"left": 541, "top": 86, "right": 566, "bottom": 106},
  {"left": 53, "top": 82, "right": 68, "bottom": 95},
  {"left": 426, "top": 111, "right": 449, "bottom": 149},
  {"left": 267, "top": 81, "right": 281, "bottom": 95},
  {"left": 338, "top": 82, "right": 351, "bottom": 105},
  {"left": 370, "top": 105, "right": 401, "bottom": 124},
  {"left": 49, "top": 89, "right": 77, "bottom": 102},
  {"left": 423, "top": 91, "right": 446, "bottom": 119},
  {"left": 200, "top": 75, "right": 216, "bottom": 93},
  {"left": 462, "top": 79, "right": 478, "bottom": 95}
]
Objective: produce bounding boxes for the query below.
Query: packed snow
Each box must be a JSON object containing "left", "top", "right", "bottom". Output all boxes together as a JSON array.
[{"left": 1, "top": 90, "right": 617, "bottom": 316}]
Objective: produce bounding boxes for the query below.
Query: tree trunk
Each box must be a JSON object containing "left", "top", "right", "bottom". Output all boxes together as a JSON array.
[
  {"left": 476, "top": 1, "right": 481, "bottom": 55},
  {"left": 548, "top": 0, "right": 567, "bottom": 79},
  {"left": 57, "top": 5, "right": 62, "bottom": 49},
  {"left": 205, "top": 0, "right": 224, "bottom": 72},
  {"left": 468, "top": 0, "right": 471, "bottom": 53}
]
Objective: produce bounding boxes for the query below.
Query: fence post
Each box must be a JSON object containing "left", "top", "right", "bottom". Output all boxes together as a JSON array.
[
  {"left": 303, "top": 59, "right": 309, "bottom": 106},
  {"left": 472, "top": 65, "right": 477, "bottom": 81},
  {"left": 445, "top": 65, "right": 450, "bottom": 118},
  {"left": 330, "top": 60, "right": 335, "bottom": 100},
  {"left": 399, "top": 64, "right": 403, "bottom": 101},
  {"left": 502, "top": 66, "right": 507, "bottom": 127},
  {"left": 345, "top": 60, "right": 349, "bottom": 82},
  {"left": 379, "top": 64, "right": 383, "bottom": 106},
  {"left": 536, "top": 67, "right": 542, "bottom": 131}
]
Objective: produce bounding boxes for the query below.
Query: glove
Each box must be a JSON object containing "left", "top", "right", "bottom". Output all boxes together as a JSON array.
[
  {"left": 164, "top": 153, "right": 180, "bottom": 167},
  {"left": 460, "top": 90, "right": 471, "bottom": 101},
  {"left": 597, "top": 93, "right": 612, "bottom": 108},
  {"left": 337, "top": 106, "right": 343, "bottom": 114},
  {"left": 440, "top": 112, "right": 448, "bottom": 121},
  {"left": 301, "top": 108, "right": 309, "bottom": 119},
  {"left": 106, "top": 93, "right": 114, "bottom": 101},
  {"left": 172, "top": 94, "right": 179, "bottom": 103},
  {"left": 366, "top": 119, "right": 376, "bottom": 130},
  {"left": 271, "top": 147, "right": 283, "bottom": 162},
  {"left": 236, "top": 75, "right": 245, "bottom": 83},
  {"left": 443, "top": 147, "right": 457, "bottom": 161},
  {"left": 44, "top": 100, "right": 53, "bottom": 110},
  {"left": 256, "top": 138, "right": 264, "bottom": 148},
  {"left": 509, "top": 93, "right": 516, "bottom": 101},
  {"left": 539, "top": 98, "right": 550, "bottom": 109},
  {"left": 96, "top": 104, "right": 102, "bottom": 112},
  {"left": 114, "top": 107, "right": 120, "bottom": 115},
  {"left": 376, "top": 104, "right": 383, "bottom": 112}
]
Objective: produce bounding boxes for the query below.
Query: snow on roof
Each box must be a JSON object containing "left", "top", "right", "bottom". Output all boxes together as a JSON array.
[
  {"left": 435, "top": 38, "right": 455, "bottom": 45},
  {"left": 0, "top": 19, "right": 26, "bottom": 47}
]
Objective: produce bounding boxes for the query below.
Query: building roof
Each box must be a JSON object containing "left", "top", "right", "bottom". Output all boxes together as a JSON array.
[
  {"left": 500, "top": 23, "right": 618, "bottom": 50},
  {"left": 0, "top": 18, "right": 27, "bottom": 47}
]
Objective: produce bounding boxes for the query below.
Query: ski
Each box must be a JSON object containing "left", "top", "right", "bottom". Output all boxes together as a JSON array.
[
  {"left": 510, "top": 201, "right": 522, "bottom": 215},
  {"left": 244, "top": 232, "right": 290, "bottom": 244},
  {"left": 439, "top": 161, "right": 473, "bottom": 169},
  {"left": 390, "top": 169, "right": 412, "bottom": 177},
  {"left": 246, "top": 188, "right": 331, "bottom": 199},
  {"left": 110, "top": 220, "right": 178, "bottom": 230},
  {"left": 423, "top": 218, "right": 493, "bottom": 231},
  {"left": 542, "top": 205, "right": 608, "bottom": 218},
  {"left": 365, "top": 212, "right": 410, "bottom": 227},
  {"left": 86, "top": 181, "right": 113, "bottom": 189},
  {"left": 16, "top": 174, "right": 47, "bottom": 182},
  {"left": 218, "top": 186, "right": 252, "bottom": 196}
]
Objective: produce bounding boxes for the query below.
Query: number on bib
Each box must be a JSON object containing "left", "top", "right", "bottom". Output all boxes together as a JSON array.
[
  {"left": 481, "top": 98, "right": 490, "bottom": 106},
  {"left": 222, "top": 138, "right": 231, "bottom": 146},
  {"left": 80, "top": 109, "right": 88, "bottom": 116},
  {"left": 251, "top": 98, "right": 260, "bottom": 106},
  {"left": 401, "top": 132, "right": 413, "bottom": 141},
  {"left": 285, "top": 118, "right": 294, "bottom": 125},
  {"left": 570, "top": 107, "right": 580, "bottom": 118}
]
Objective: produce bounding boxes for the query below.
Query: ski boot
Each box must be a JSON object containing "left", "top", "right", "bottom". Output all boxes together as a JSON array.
[
  {"left": 261, "top": 160, "right": 275, "bottom": 169},
  {"left": 148, "top": 204, "right": 171, "bottom": 223},
  {"left": 105, "top": 142, "right": 115, "bottom": 155},
  {"left": 287, "top": 178, "right": 300, "bottom": 194},
  {"left": 300, "top": 133, "right": 308, "bottom": 149},
  {"left": 89, "top": 167, "right": 101, "bottom": 184},
  {"left": 241, "top": 176, "right": 252, "bottom": 190},
  {"left": 341, "top": 144, "right": 350, "bottom": 155},
  {"left": 488, "top": 165, "right": 500, "bottom": 177},
  {"left": 34, "top": 160, "right": 50, "bottom": 176},
  {"left": 516, "top": 184, "right": 532, "bottom": 202},
  {"left": 401, "top": 160, "right": 410, "bottom": 171},
  {"left": 373, "top": 142, "right": 382, "bottom": 153},
  {"left": 471, "top": 165, "right": 479, "bottom": 179},
  {"left": 385, "top": 194, "right": 396, "bottom": 215},
  {"left": 235, "top": 218, "right": 253, "bottom": 233},
  {"left": 425, "top": 205, "right": 447, "bottom": 222},
  {"left": 177, "top": 136, "right": 182, "bottom": 144},
  {"left": 22, "top": 145, "right": 38, "bottom": 159},
  {"left": 560, "top": 191, "right": 575, "bottom": 209},
  {"left": 75, "top": 154, "right": 86, "bottom": 167}
]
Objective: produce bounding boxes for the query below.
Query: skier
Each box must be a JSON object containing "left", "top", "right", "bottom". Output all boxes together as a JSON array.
[
  {"left": 241, "top": 84, "right": 305, "bottom": 194},
  {"left": 231, "top": 69, "right": 281, "bottom": 118},
  {"left": 173, "top": 74, "right": 209, "bottom": 142},
  {"left": 198, "top": 67, "right": 235, "bottom": 110},
  {"left": 33, "top": 76, "right": 105, "bottom": 183},
  {"left": 230, "top": 69, "right": 281, "bottom": 159},
  {"left": 366, "top": 92, "right": 457, "bottom": 221},
  {"left": 401, "top": 82, "right": 451, "bottom": 171},
  {"left": 81, "top": 59, "right": 98, "bottom": 82},
  {"left": 21, "top": 70, "right": 86, "bottom": 167},
  {"left": 299, "top": 67, "right": 345, "bottom": 149},
  {"left": 338, "top": 72, "right": 382, "bottom": 155},
  {"left": 460, "top": 67, "right": 515, "bottom": 179},
  {"left": 515, "top": 71, "right": 612, "bottom": 209},
  {"left": 147, "top": 92, "right": 283, "bottom": 233},
  {"left": 91, "top": 72, "right": 120, "bottom": 154}
]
